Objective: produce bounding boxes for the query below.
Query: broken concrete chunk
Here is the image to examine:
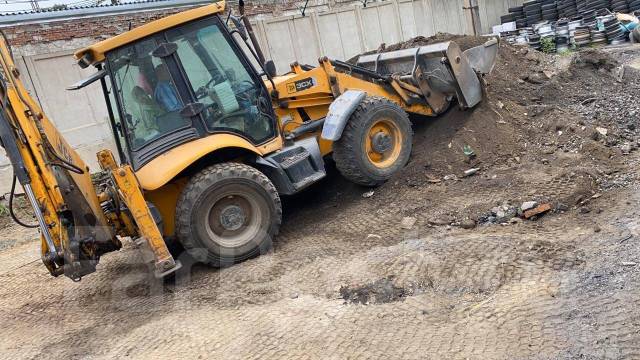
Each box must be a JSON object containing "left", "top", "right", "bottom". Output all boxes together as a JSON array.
[
  {"left": 492, "top": 205, "right": 518, "bottom": 224},
  {"left": 521, "top": 201, "right": 538, "bottom": 212},
  {"left": 400, "top": 217, "right": 417, "bottom": 230},
  {"left": 523, "top": 203, "right": 553, "bottom": 219},
  {"left": 362, "top": 190, "right": 375, "bottom": 198}
]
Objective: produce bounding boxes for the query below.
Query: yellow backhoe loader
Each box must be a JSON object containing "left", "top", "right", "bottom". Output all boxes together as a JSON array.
[{"left": 0, "top": 1, "right": 498, "bottom": 281}]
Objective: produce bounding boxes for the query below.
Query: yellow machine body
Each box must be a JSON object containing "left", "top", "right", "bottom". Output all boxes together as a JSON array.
[{"left": 0, "top": 1, "right": 496, "bottom": 279}]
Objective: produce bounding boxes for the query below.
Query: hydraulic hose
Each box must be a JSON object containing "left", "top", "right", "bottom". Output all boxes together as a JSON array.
[{"left": 9, "top": 174, "right": 38, "bottom": 228}]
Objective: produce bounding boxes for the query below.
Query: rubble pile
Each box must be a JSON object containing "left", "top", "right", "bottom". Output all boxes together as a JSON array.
[{"left": 360, "top": 34, "right": 640, "bottom": 228}]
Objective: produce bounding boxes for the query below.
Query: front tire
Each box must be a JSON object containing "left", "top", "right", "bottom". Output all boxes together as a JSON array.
[
  {"left": 176, "top": 163, "right": 282, "bottom": 267},
  {"left": 333, "top": 96, "right": 413, "bottom": 186}
]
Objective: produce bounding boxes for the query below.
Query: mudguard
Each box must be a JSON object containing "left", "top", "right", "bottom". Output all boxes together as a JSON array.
[{"left": 321, "top": 90, "right": 366, "bottom": 141}]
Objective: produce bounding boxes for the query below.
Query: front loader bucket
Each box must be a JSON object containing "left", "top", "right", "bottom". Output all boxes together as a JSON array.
[{"left": 356, "top": 38, "right": 498, "bottom": 110}]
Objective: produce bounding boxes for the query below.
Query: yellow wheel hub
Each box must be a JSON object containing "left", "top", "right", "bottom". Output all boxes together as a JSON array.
[{"left": 365, "top": 118, "right": 402, "bottom": 169}]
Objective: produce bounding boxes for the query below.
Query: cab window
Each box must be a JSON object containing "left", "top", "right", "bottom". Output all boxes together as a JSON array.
[
  {"left": 167, "top": 18, "right": 275, "bottom": 144},
  {"left": 107, "top": 37, "right": 189, "bottom": 151}
]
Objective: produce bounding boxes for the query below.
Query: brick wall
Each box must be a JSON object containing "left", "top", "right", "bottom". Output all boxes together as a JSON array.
[
  {"left": 0, "top": 1, "right": 300, "bottom": 51},
  {"left": 2, "top": 7, "right": 197, "bottom": 48}
]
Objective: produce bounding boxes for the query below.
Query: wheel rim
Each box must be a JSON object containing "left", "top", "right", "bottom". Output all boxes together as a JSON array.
[
  {"left": 365, "top": 117, "right": 403, "bottom": 169},
  {"left": 205, "top": 189, "right": 265, "bottom": 248}
]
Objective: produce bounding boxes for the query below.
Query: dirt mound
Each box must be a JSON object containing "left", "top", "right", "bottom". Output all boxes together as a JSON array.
[
  {"left": 377, "top": 33, "right": 488, "bottom": 52},
  {"left": 348, "top": 32, "right": 488, "bottom": 63},
  {"left": 351, "top": 35, "right": 639, "bottom": 225}
]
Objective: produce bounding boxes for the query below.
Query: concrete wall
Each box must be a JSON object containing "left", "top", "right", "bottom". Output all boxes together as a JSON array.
[
  {"left": 250, "top": 0, "right": 526, "bottom": 73},
  {"left": 0, "top": 0, "right": 521, "bottom": 194},
  {"left": 251, "top": 0, "right": 473, "bottom": 73}
]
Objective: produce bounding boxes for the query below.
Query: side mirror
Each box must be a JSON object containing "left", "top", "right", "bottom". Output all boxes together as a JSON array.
[
  {"left": 229, "top": 16, "right": 248, "bottom": 40},
  {"left": 264, "top": 60, "right": 277, "bottom": 78}
]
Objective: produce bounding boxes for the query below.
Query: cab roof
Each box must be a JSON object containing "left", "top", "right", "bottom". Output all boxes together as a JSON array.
[{"left": 74, "top": 1, "right": 225, "bottom": 67}]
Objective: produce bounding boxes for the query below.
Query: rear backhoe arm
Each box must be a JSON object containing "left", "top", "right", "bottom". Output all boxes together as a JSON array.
[{"left": 0, "top": 32, "right": 178, "bottom": 280}]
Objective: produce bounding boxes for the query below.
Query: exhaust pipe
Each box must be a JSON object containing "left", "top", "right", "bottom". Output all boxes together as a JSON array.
[{"left": 238, "top": 0, "right": 266, "bottom": 65}]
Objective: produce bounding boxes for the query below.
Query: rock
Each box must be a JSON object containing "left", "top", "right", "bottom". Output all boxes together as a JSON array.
[
  {"left": 594, "top": 226, "right": 601, "bottom": 233},
  {"left": 289, "top": 293, "right": 299, "bottom": 299},
  {"left": 463, "top": 168, "right": 479, "bottom": 177},
  {"left": 492, "top": 205, "right": 518, "bottom": 224},
  {"left": 362, "top": 190, "right": 375, "bottom": 198},
  {"left": 578, "top": 206, "right": 591, "bottom": 214},
  {"left": 521, "top": 201, "right": 538, "bottom": 212},
  {"left": 428, "top": 216, "right": 453, "bottom": 226},
  {"left": 496, "top": 101, "right": 505, "bottom": 109},
  {"left": 509, "top": 217, "right": 522, "bottom": 224},
  {"left": 400, "top": 217, "right": 417, "bottom": 230},
  {"left": 443, "top": 174, "right": 458, "bottom": 181},
  {"left": 596, "top": 127, "right": 608, "bottom": 137},
  {"left": 524, "top": 73, "right": 545, "bottom": 84},
  {"left": 366, "top": 234, "right": 382, "bottom": 240},
  {"left": 582, "top": 140, "right": 614, "bottom": 161},
  {"left": 606, "top": 137, "right": 618, "bottom": 147},
  {"left": 459, "top": 218, "right": 476, "bottom": 229},
  {"left": 621, "top": 143, "right": 632, "bottom": 154},
  {"left": 525, "top": 51, "right": 539, "bottom": 62},
  {"left": 556, "top": 203, "right": 569, "bottom": 212},
  {"left": 523, "top": 203, "right": 553, "bottom": 219}
]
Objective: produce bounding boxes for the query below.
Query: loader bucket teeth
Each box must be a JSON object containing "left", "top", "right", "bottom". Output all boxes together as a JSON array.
[
  {"left": 463, "top": 38, "right": 499, "bottom": 75},
  {"left": 356, "top": 38, "right": 499, "bottom": 110}
]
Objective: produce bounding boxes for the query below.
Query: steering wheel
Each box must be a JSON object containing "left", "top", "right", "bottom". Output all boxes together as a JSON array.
[
  {"left": 195, "top": 74, "right": 226, "bottom": 100},
  {"left": 234, "top": 80, "right": 256, "bottom": 102}
]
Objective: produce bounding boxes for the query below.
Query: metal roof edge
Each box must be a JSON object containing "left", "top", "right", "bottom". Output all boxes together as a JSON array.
[{"left": 0, "top": 0, "right": 212, "bottom": 26}]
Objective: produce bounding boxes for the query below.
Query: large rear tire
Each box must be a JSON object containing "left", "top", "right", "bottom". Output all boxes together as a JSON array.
[
  {"left": 333, "top": 96, "right": 413, "bottom": 186},
  {"left": 176, "top": 163, "right": 282, "bottom": 267}
]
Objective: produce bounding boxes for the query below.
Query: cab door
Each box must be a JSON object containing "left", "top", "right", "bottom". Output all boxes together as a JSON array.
[{"left": 165, "top": 16, "right": 278, "bottom": 146}]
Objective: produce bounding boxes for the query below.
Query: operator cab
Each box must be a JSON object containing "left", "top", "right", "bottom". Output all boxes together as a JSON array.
[{"left": 73, "top": 12, "right": 277, "bottom": 169}]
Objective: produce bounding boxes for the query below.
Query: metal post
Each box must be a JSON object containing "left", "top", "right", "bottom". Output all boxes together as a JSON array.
[{"left": 463, "top": 0, "right": 482, "bottom": 36}]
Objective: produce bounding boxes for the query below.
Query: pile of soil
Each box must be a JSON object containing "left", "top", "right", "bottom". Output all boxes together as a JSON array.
[
  {"left": 348, "top": 32, "right": 488, "bottom": 63},
  {"left": 350, "top": 34, "right": 640, "bottom": 224}
]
